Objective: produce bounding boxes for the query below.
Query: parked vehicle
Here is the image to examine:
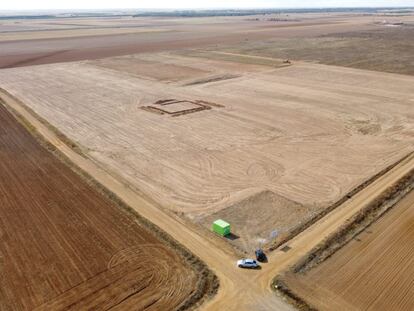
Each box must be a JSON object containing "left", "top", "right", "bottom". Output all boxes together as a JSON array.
[
  {"left": 255, "top": 249, "right": 267, "bottom": 262},
  {"left": 237, "top": 258, "right": 259, "bottom": 269}
]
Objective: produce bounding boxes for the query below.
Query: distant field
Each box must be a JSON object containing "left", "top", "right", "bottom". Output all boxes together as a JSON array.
[
  {"left": 1, "top": 10, "right": 414, "bottom": 311},
  {"left": 281, "top": 190, "right": 414, "bottom": 311},
  {"left": 0, "top": 52, "right": 412, "bottom": 251},
  {"left": 0, "top": 27, "right": 170, "bottom": 42},
  {"left": 0, "top": 102, "right": 197, "bottom": 310},
  {"left": 215, "top": 24, "right": 414, "bottom": 75},
  {"left": 0, "top": 12, "right": 390, "bottom": 68}
]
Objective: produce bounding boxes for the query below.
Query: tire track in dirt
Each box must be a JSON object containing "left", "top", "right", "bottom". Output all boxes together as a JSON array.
[
  {"left": 0, "top": 101, "right": 198, "bottom": 310},
  {"left": 280, "top": 190, "right": 414, "bottom": 311},
  {"left": 2, "top": 76, "right": 414, "bottom": 310}
]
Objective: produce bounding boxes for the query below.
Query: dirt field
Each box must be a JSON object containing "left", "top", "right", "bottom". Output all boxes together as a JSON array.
[
  {"left": 0, "top": 51, "right": 412, "bottom": 252},
  {"left": 4, "top": 65, "right": 414, "bottom": 311},
  {"left": 0, "top": 103, "right": 199, "bottom": 310},
  {"left": 2, "top": 52, "right": 414, "bottom": 311},
  {"left": 214, "top": 22, "right": 414, "bottom": 76},
  {"left": 0, "top": 12, "right": 403, "bottom": 68},
  {"left": 281, "top": 189, "right": 414, "bottom": 311},
  {"left": 1, "top": 9, "right": 414, "bottom": 311}
]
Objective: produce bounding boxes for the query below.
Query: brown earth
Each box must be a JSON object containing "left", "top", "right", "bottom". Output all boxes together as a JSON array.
[
  {"left": 0, "top": 103, "right": 198, "bottom": 310},
  {"left": 4, "top": 85, "right": 413, "bottom": 311},
  {"left": 1, "top": 11, "right": 414, "bottom": 310},
  {"left": 214, "top": 22, "right": 414, "bottom": 75},
  {"left": 0, "top": 13, "right": 396, "bottom": 69},
  {"left": 92, "top": 55, "right": 209, "bottom": 82},
  {"left": 280, "top": 190, "right": 414, "bottom": 311},
  {"left": 0, "top": 52, "right": 412, "bottom": 253},
  {"left": 201, "top": 190, "right": 307, "bottom": 251}
]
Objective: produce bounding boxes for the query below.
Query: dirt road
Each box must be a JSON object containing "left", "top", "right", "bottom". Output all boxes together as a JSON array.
[
  {"left": 282, "top": 190, "right": 414, "bottom": 311},
  {"left": 203, "top": 151, "right": 414, "bottom": 310},
  {"left": 0, "top": 101, "right": 198, "bottom": 310},
  {"left": 2, "top": 89, "right": 413, "bottom": 310},
  {"left": 1, "top": 57, "right": 412, "bottom": 253}
]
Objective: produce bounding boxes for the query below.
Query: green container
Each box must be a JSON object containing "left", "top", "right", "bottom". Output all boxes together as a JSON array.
[{"left": 212, "top": 219, "right": 231, "bottom": 236}]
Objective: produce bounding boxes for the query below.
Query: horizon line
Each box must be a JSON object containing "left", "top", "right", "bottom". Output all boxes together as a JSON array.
[{"left": 1, "top": 6, "right": 414, "bottom": 12}]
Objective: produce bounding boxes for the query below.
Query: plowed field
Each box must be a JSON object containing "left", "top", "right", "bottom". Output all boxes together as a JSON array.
[
  {"left": 282, "top": 190, "right": 414, "bottom": 311},
  {"left": 1, "top": 52, "right": 412, "bottom": 251},
  {"left": 0, "top": 103, "right": 197, "bottom": 310},
  {"left": 0, "top": 13, "right": 388, "bottom": 69}
]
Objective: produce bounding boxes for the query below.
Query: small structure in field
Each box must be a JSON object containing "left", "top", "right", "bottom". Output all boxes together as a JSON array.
[{"left": 212, "top": 219, "right": 231, "bottom": 237}]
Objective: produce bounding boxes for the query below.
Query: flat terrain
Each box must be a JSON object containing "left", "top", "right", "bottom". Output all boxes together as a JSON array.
[
  {"left": 0, "top": 103, "right": 197, "bottom": 310},
  {"left": 1, "top": 9, "right": 414, "bottom": 311},
  {"left": 214, "top": 22, "right": 414, "bottom": 75},
  {"left": 281, "top": 189, "right": 414, "bottom": 311},
  {"left": 5, "top": 85, "right": 413, "bottom": 311},
  {"left": 0, "top": 12, "right": 405, "bottom": 68},
  {"left": 0, "top": 51, "right": 412, "bottom": 251}
]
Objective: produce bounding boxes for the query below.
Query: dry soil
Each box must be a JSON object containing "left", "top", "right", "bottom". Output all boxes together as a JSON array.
[
  {"left": 0, "top": 52, "right": 412, "bottom": 251},
  {"left": 281, "top": 190, "right": 414, "bottom": 311},
  {"left": 0, "top": 103, "right": 197, "bottom": 310}
]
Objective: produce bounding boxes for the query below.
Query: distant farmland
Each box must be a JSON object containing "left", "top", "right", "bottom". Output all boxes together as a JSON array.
[{"left": 1, "top": 10, "right": 414, "bottom": 310}]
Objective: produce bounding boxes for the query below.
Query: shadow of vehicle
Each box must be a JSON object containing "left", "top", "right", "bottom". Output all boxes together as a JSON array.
[{"left": 225, "top": 233, "right": 240, "bottom": 241}]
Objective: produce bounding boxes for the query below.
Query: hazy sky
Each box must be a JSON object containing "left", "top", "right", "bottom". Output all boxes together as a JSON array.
[{"left": 1, "top": 0, "right": 414, "bottom": 10}]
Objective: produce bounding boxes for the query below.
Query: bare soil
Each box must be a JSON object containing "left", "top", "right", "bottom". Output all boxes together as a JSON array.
[
  {"left": 0, "top": 103, "right": 199, "bottom": 310},
  {"left": 1, "top": 11, "right": 414, "bottom": 311},
  {"left": 201, "top": 190, "right": 307, "bottom": 251},
  {"left": 215, "top": 23, "right": 414, "bottom": 75},
  {"left": 92, "top": 55, "right": 209, "bottom": 82},
  {"left": 0, "top": 52, "right": 412, "bottom": 252},
  {"left": 3, "top": 80, "right": 414, "bottom": 311},
  {"left": 0, "top": 13, "right": 390, "bottom": 68},
  {"left": 280, "top": 189, "right": 414, "bottom": 311}
]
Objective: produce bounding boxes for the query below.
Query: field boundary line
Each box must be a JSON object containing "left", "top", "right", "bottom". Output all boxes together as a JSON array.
[
  {"left": 268, "top": 150, "right": 414, "bottom": 251},
  {"left": 272, "top": 167, "right": 414, "bottom": 310},
  {"left": 0, "top": 89, "right": 219, "bottom": 311},
  {"left": 257, "top": 153, "right": 414, "bottom": 309},
  {"left": 2, "top": 85, "right": 413, "bottom": 310},
  {"left": 0, "top": 88, "right": 244, "bottom": 260}
]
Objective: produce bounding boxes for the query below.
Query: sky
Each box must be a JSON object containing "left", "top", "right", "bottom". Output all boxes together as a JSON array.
[{"left": 1, "top": 0, "right": 414, "bottom": 11}]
